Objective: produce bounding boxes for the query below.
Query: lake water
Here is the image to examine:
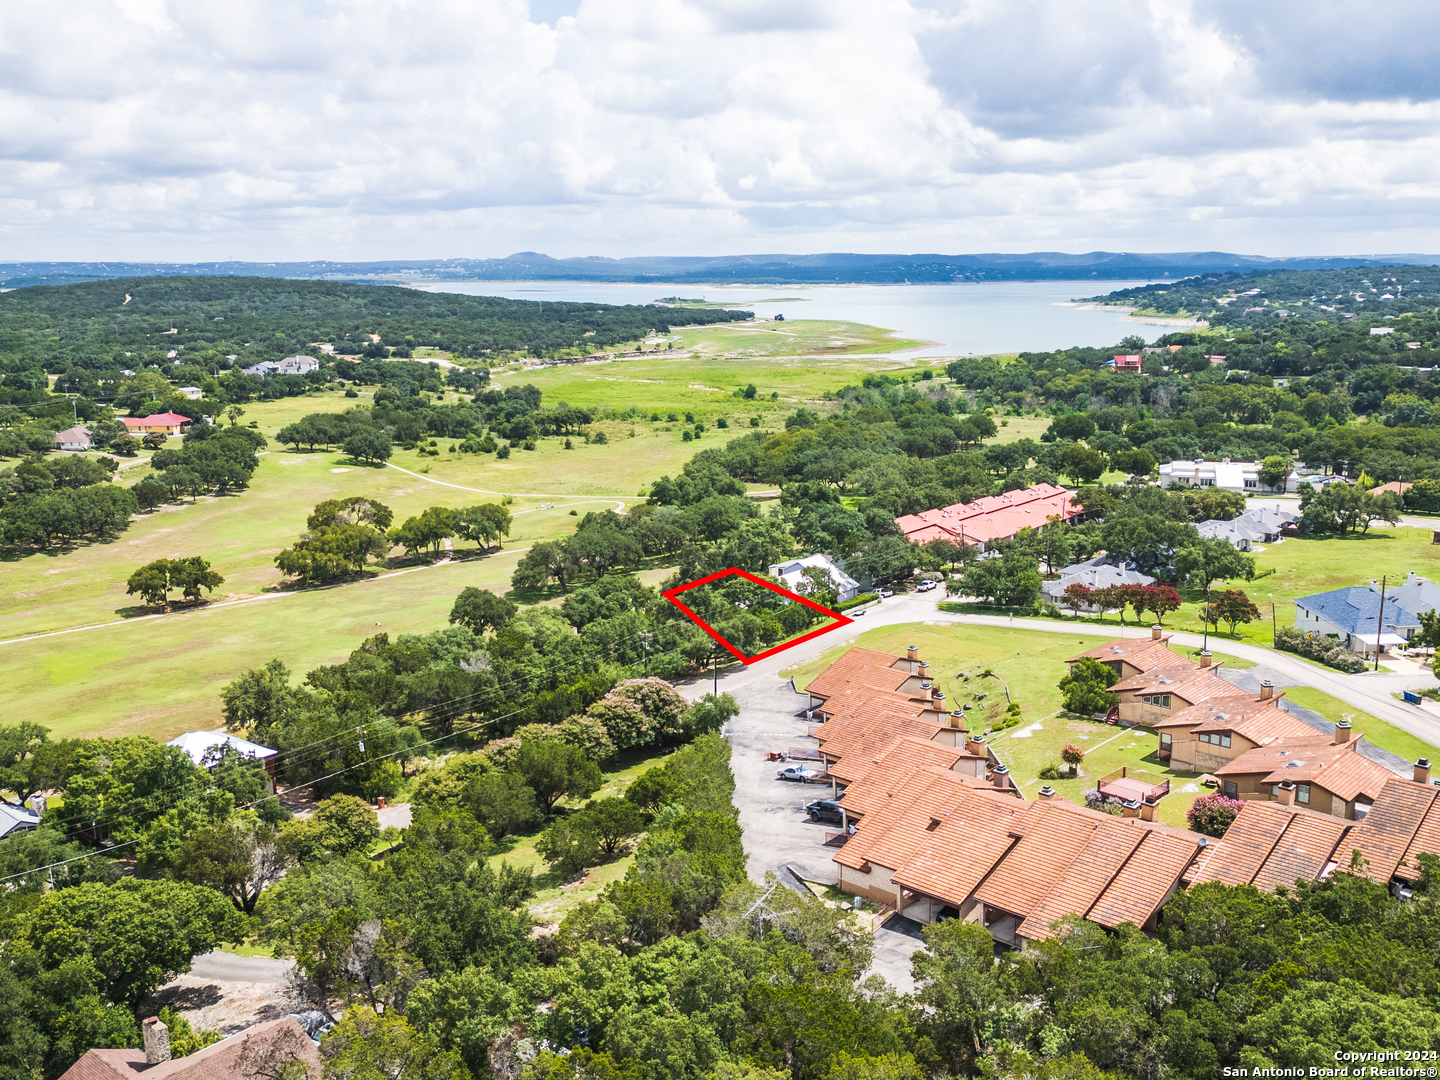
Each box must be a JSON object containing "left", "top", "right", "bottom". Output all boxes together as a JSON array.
[{"left": 419, "top": 279, "right": 1163, "bottom": 356}]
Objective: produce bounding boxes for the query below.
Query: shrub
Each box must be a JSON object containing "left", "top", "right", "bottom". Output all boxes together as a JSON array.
[
  {"left": 1187, "top": 793, "right": 1245, "bottom": 837},
  {"left": 835, "top": 593, "right": 879, "bottom": 611},
  {"left": 1084, "top": 789, "right": 1124, "bottom": 816},
  {"left": 1275, "top": 626, "right": 1368, "bottom": 674},
  {"left": 1060, "top": 743, "right": 1085, "bottom": 766},
  {"left": 585, "top": 677, "right": 689, "bottom": 752},
  {"left": 1039, "top": 764, "right": 1062, "bottom": 781}
]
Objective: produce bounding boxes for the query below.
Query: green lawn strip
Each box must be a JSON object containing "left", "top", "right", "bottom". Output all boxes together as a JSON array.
[
  {"left": 1278, "top": 686, "right": 1439, "bottom": 760},
  {"left": 487, "top": 747, "right": 671, "bottom": 924}
]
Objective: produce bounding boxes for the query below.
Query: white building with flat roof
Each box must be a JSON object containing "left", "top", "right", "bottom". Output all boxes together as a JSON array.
[{"left": 1158, "top": 459, "right": 1263, "bottom": 493}]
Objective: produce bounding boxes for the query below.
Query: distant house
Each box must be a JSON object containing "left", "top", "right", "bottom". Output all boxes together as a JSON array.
[
  {"left": 0, "top": 802, "right": 41, "bottom": 841},
  {"left": 59, "top": 1015, "right": 320, "bottom": 1080},
  {"left": 120, "top": 412, "right": 192, "bottom": 436},
  {"left": 1041, "top": 556, "right": 1154, "bottom": 609},
  {"left": 176, "top": 386, "right": 204, "bottom": 400},
  {"left": 1158, "top": 458, "right": 1263, "bottom": 492},
  {"left": 241, "top": 355, "right": 321, "bottom": 378},
  {"left": 53, "top": 425, "right": 93, "bottom": 451},
  {"left": 1109, "top": 354, "right": 1143, "bottom": 372},
  {"left": 1293, "top": 582, "right": 1423, "bottom": 656},
  {"left": 167, "top": 730, "right": 279, "bottom": 782},
  {"left": 769, "top": 553, "right": 860, "bottom": 603},
  {"left": 1371, "top": 481, "right": 1413, "bottom": 498}
]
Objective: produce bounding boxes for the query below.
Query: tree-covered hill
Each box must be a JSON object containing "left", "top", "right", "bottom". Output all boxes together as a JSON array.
[
  {"left": 1091, "top": 265, "right": 1440, "bottom": 330},
  {"left": 0, "top": 276, "right": 752, "bottom": 373}
]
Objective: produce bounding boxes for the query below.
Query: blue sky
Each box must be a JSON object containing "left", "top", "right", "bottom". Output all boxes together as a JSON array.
[{"left": 2, "top": 0, "right": 1439, "bottom": 260}]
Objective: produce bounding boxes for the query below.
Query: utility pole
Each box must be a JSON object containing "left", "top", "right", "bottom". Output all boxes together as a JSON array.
[
  {"left": 1376, "top": 575, "right": 1388, "bottom": 672},
  {"left": 712, "top": 649, "right": 719, "bottom": 697},
  {"left": 1201, "top": 583, "right": 1211, "bottom": 654}
]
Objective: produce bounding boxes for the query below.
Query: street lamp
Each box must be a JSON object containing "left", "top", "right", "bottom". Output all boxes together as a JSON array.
[{"left": 1201, "top": 583, "right": 1211, "bottom": 655}]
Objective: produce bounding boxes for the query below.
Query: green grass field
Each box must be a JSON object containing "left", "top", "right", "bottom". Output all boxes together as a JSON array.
[{"left": 785, "top": 622, "right": 1438, "bottom": 828}]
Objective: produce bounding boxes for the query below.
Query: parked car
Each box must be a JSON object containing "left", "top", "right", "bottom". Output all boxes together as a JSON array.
[
  {"left": 875, "top": 588, "right": 893, "bottom": 598},
  {"left": 777, "top": 765, "right": 821, "bottom": 782},
  {"left": 806, "top": 799, "right": 844, "bottom": 824},
  {"left": 916, "top": 579, "right": 938, "bottom": 592},
  {"left": 850, "top": 607, "right": 866, "bottom": 616}
]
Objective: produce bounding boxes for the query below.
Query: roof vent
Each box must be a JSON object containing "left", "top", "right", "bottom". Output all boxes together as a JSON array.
[
  {"left": 1284, "top": 760, "right": 1304, "bottom": 768},
  {"left": 927, "top": 817, "right": 942, "bottom": 830}
]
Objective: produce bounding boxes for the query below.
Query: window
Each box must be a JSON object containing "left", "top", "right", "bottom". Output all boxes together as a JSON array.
[
  {"left": 1297, "top": 783, "right": 1310, "bottom": 805},
  {"left": 1223, "top": 781, "right": 1238, "bottom": 798},
  {"left": 1159, "top": 733, "right": 1172, "bottom": 749},
  {"left": 1141, "top": 694, "right": 1172, "bottom": 708},
  {"left": 1221, "top": 734, "right": 1231, "bottom": 748}
]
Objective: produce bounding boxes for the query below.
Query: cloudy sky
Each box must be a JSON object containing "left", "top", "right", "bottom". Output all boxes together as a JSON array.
[{"left": 3, "top": 0, "right": 1440, "bottom": 261}]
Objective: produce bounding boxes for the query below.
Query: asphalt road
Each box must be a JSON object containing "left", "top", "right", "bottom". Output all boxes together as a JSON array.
[{"left": 188, "top": 950, "right": 293, "bottom": 982}]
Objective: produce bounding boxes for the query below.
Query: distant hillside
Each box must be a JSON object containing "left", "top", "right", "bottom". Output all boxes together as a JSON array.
[
  {"left": 3, "top": 250, "right": 1437, "bottom": 289},
  {"left": 0, "top": 275, "right": 752, "bottom": 372},
  {"left": 1091, "top": 265, "right": 1440, "bottom": 329}
]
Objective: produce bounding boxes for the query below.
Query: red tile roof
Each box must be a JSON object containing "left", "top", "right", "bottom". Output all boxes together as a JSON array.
[
  {"left": 1190, "top": 800, "right": 1348, "bottom": 889},
  {"left": 805, "top": 647, "right": 911, "bottom": 704},
  {"left": 1343, "top": 779, "right": 1440, "bottom": 882},
  {"left": 895, "top": 483, "right": 1083, "bottom": 546},
  {"left": 59, "top": 1019, "right": 321, "bottom": 1080},
  {"left": 1215, "top": 736, "right": 1400, "bottom": 803}
]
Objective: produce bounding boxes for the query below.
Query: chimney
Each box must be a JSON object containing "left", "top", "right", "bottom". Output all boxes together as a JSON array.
[
  {"left": 931, "top": 690, "right": 946, "bottom": 710},
  {"left": 991, "top": 764, "right": 1010, "bottom": 790},
  {"left": 142, "top": 1017, "right": 171, "bottom": 1065},
  {"left": 1416, "top": 758, "right": 1432, "bottom": 786},
  {"left": 906, "top": 645, "right": 919, "bottom": 673},
  {"left": 967, "top": 734, "right": 987, "bottom": 755},
  {"left": 1121, "top": 799, "right": 1141, "bottom": 818},
  {"left": 1198, "top": 651, "right": 1212, "bottom": 668},
  {"left": 918, "top": 660, "right": 930, "bottom": 680},
  {"left": 1151, "top": 625, "right": 1163, "bottom": 641},
  {"left": 28, "top": 795, "right": 45, "bottom": 816},
  {"left": 1140, "top": 797, "right": 1157, "bottom": 822},
  {"left": 1037, "top": 785, "right": 1056, "bottom": 800},
  {"left": 1334, "top": 720, "right": 1352, "bottom": 745},
  {"left": 1260, "top": 680, "right": 1274, "bottom": 700},
  {"left": 1277, "top": 780, "right": 1296, "bottom": 806},
  {"left": 920, "top": 681, "right": 933, "bottom": 701},
  {"left": 950, "top": 710, "right": 966, "bottom": 730}
]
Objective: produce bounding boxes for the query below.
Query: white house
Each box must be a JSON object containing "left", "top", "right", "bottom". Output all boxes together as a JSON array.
[
  {"left": 769, "top": 554, "right": 861, "bottom": 603},
  {"left": 1158, "top": 459, "right": 1264, "bottom": 493},
  {"left": 176, "top": 386, "right": 204, "bottom": 400},
  {"left": 53, "top": 425, "right": 93, "bottom": 451},
  {"left": 167, "top": 731, "right": 278, "bottom": 783}
]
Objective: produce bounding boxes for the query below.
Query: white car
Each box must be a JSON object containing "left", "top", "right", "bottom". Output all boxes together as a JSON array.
[
  {"left": 777, "top": 766, "right": 821, "bottom": 782},
  {"left": 916, "top": 580, "right": 938, "bottom": 592},
  {"left": 875, "top": 588, "right": 894, "bottom": 598}
]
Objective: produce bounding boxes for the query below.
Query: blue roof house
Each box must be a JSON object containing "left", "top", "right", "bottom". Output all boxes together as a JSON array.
[{"left": 1294, "top": 583, "right": 1424, "bottom": 657}]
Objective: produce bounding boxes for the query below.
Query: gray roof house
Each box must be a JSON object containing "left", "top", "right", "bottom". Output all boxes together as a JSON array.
[
  {"left": 53, "top": 424, "right": 93, "bottom": 451},
  {"left": 240, "top": 355, "right": 321, "bottom": 378},
  {"left": 1387, "top": 572, "right": 1440, "bottom": 619},
  {"left": 0, "top": 802, "right": 42, "bottom": 840},
  {"left": 1294, "top": 583, "right": 1423, "bottom": 656},
  {"left": 1042, "top": 556, "right": 1155, "bottom": 609},
  {"left": 1196, "top": 506, "right": 1299, "bottom": 550}
]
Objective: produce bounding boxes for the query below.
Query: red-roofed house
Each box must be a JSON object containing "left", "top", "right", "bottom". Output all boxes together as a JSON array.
[
  {"left": 120, "top": 412, "right": 193, "bottom": 436},
  {"left": 1111, "top": 354, "right": 1143, "bottom": 372}
]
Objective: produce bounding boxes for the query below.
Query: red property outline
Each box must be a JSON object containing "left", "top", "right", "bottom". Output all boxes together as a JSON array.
[{"left": 662, "top": 567, "right": 854, "bottom": 665}]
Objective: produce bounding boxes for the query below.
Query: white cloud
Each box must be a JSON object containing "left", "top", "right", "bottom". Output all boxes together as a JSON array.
[{"left": 0, "top": 0, "right": 1437, "bottom": 259}]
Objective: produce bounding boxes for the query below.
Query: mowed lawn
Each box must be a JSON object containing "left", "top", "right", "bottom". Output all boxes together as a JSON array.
[
  {"left": 784, "top": 622, "right": 1438, "bottom": 829},
  {"left": 3, "top": 551, "right": 529, "bottom": 741}
]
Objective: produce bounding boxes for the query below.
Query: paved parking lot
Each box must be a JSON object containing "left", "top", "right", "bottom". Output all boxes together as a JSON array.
[{"left": 722, "top": 671, "right": 843, "bottom": 887}]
